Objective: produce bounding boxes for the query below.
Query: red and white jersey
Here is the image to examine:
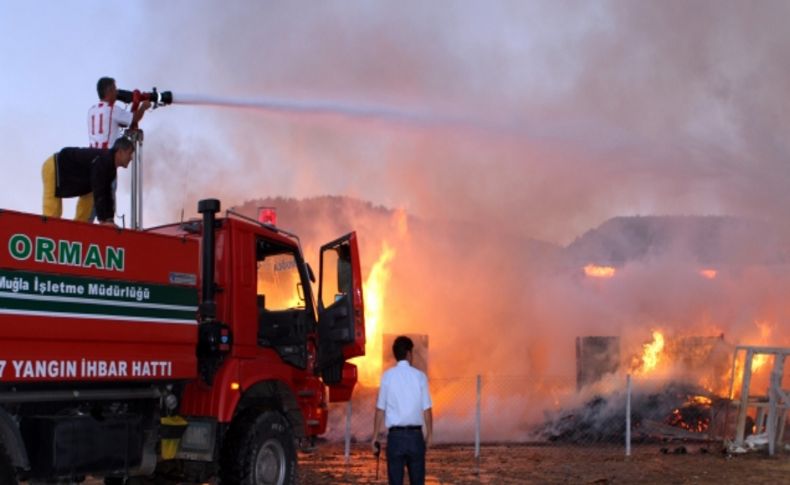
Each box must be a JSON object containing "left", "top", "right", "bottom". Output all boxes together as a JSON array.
[{"left": 87, "top": 102, "right": 133, "bottom": 148}]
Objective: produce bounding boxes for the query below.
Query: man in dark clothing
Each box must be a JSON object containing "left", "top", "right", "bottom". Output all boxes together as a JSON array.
[{"left": 41, "top": 137, "right": 135, "bottom": 224}]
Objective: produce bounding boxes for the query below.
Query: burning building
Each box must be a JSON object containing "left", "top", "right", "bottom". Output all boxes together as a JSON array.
[{"left": 230, "top": 198, "right": 790, "bottom": 446}]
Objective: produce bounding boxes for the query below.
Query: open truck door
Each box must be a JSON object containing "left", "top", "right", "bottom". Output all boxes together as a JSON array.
[{"left": 317, "top": 231, "right": 365, "bottom": 401}]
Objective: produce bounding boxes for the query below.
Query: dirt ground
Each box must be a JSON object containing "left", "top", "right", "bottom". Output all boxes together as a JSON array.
[
  {"left": 58, "top": 442, "right": 790, "bottom": 484},
  {"left": 298, "top": 442, "right": 790, "bottom": 484}
]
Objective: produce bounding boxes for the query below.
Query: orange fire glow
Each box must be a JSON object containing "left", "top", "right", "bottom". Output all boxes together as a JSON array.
[
  {"left": 354, "top": 242, "right": 396, "bottom": 386},
  {"left": 689, "top": 395, "right": 712, "bottom": 406},
  {"left": 394, "top": 208, "right": 409, "bottom": 240},
  {"left": 667, "top": 406, "right": 710, "bottom": 433},
  {"left": 748, "top": 321, "right": 774, "bottom": 377},
  {"left": 584, "top": 264, "right": 616, "bottom": 278},
  {"left": 699, "top": 269, "right": 717, "bottom": 279},
  {"left": 353, "top": 209, "right": 410, "bottom": 386},
  {"left": 623, "top": 322, "right": 779, "bottom": 400},
  {"left": 635, "top": 330, "right": 665, "bottom": 375},
  {"left": 755, "top": 320, "right": 774, "bottom": 340},
  {"left": 751, "top": 354, "right": 769, "bottom": 373},
  {"left": 730, "top": 320, "right": 776, "bottom": 398}
]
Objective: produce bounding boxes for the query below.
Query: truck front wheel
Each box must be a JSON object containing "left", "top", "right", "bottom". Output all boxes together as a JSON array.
[
  {"left": 0, "top": 442, "right": 18, "bottom": 485},
  {"left": 220, "top": 411, "right": 296, "bottom": 485}
]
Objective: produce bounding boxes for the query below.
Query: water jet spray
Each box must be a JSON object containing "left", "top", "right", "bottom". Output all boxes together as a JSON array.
[{"left": 170, "top": 92, "right": 441, "bottom": 125}]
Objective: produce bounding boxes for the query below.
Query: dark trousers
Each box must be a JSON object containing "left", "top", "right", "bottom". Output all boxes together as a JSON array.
[{"left": 386, "top": 428, "right": 425, "bottom": 485}]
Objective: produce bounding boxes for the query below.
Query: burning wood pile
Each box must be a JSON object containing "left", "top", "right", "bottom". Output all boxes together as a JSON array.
[
  {"left": 533, "top": 382, "right": 728, "bottom": 443},
  {"left": 536, "top": 331, "right": 739, "bottom": 443}
]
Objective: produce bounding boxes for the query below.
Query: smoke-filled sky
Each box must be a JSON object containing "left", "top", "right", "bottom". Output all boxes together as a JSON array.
[
  {"left": 4, "top": 1, "right": 790, "bottom": 441},
  {"left": 3, "top": 0, "right": 790, "bottom": 244}
]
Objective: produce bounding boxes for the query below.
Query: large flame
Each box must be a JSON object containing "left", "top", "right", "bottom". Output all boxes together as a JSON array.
[
  {"left": 354, "top": 241, "right": 396, "bottom": 386},
  {"left": 353, "top": 209, "right": 409, "bottom": 386},
  {"left": 635, "top": 330, "right": 665, "bottom": 375},
  {"left": 626, "top": 319, "right": 786, "bottom": 400}
]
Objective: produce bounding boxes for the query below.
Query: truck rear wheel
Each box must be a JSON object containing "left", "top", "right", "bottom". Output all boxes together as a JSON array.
[{"left": 220, "top": 411, "right": 296, "bottom": 485}]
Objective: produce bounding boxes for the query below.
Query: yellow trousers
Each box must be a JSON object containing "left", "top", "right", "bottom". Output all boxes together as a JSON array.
[{"left": 41, "top": 155, "right": 94, "bottom": 222}]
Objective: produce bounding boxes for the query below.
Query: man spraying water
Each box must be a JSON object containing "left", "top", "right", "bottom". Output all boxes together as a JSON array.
[{"left": 88, "top": 77, "right": 151, "bottom": 149}]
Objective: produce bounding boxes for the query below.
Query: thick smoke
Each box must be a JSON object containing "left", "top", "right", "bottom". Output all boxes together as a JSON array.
[
  {"left": 129, "top": 1, "right": 790, "bottom": 439},
  {"left": 233, "top": 197, "right": 790, "bottom": 442},
  {"left": 138, "top": 0, "right": 790, "bottom": 242}
]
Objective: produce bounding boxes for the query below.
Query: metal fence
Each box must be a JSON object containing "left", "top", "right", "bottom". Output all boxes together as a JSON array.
[
  {"left": 331, "top": 374, "right": 577, "bottom": 461},
  {"left": 331, "top": 372, "right": 790, "bottom": 461}
]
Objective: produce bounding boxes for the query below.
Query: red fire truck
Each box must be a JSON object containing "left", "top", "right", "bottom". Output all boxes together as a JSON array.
[{"left": 0, "top": 199, "right": 365, "bottom": 484}]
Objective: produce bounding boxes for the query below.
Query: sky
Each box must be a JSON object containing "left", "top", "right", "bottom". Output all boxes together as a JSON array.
[{"left": 2, "top": 0, "right": 790, "bottom": 244}]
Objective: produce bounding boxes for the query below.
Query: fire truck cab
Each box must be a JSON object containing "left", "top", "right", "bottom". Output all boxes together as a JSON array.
[{"left": 0, "top": 199, "right": 365, "bottom": 484}]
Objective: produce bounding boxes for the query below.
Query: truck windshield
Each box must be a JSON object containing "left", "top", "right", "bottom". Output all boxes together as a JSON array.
[{"left": 256, "top": 252, "right": 305, "bottom": 310}]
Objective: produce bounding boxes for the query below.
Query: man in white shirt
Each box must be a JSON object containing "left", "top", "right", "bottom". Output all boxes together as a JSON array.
[
  {"left": 372, "top": 336, "right": 433, "bottom": 485},
  {"left": 88, "top": 77, "right": 150, "bottom": 148}
]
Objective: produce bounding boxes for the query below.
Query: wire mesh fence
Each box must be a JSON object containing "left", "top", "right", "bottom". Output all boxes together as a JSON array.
[
  {"left": 331, "top": 371, "right": 790, "bottom": 460},
  {"left": 330, "top": 374, "right": 575, "bottom": 454}
]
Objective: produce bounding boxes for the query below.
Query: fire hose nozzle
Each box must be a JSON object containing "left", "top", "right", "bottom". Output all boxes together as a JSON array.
[
  {"left": 117, "top": 87, "right": 173, "bottom": 109},
  {"left": 153, "top": 87, "right": 174, "bottom": 107}
]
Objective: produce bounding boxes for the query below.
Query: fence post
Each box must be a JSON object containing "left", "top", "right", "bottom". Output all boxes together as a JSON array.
[
  {"left": 734, "top": 349, "right": 754, "bottom": 447},
  {"left": 625, "top": 373, "right": 632, "bottom": 457},
  {"left": 344, "top": 399, "right": 352, "bottom": 464},
  {"left": 475, "top": 374, "right": 481, "bottom": 459}
]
